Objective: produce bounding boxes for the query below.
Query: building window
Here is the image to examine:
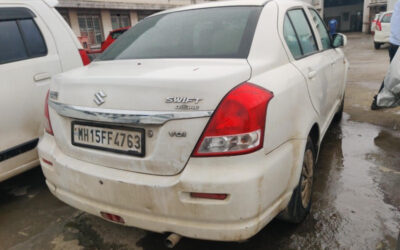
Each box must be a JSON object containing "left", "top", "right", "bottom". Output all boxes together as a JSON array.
[
  {"left": 78, "top": 13, "right": 103, "bottom": 47},
  {"left": 58, "top": 9, "right": 70, "bottom": 25},
  {"left": 111, "top": 13, "right": 131, "bottom": 30},
  {"left": 343, "top": 12, "right": 349, "bottom": 22}
]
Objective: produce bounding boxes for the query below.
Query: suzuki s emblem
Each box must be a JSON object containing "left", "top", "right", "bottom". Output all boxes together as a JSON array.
[{"left": 94, "top": 91, "right": 107, "bottom": 106}]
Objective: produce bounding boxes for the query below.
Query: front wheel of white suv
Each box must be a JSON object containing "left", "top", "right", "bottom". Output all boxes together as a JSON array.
[{"left": 279, "top": 137, "right": 315, "bottom": 223}]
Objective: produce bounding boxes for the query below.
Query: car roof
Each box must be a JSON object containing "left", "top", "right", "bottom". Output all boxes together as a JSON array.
[
  {"left": 382, "top": 11, "right": 393, "bottom": 15},
  {"left": 150, "top": 0, "right": 307, "bottom": 17}
]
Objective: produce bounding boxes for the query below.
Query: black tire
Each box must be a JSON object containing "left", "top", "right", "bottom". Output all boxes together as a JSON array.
[
  {"left": 374, "top": 42, "right": 381, "bottom": 50},
  {"left": 333, "top": 94, "right": 344, "bottom": 123},
  {"left": 279, "top": 137, "right": 315, "bottom": 223}
]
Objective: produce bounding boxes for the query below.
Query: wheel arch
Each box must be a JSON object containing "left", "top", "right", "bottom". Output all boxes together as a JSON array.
[
  {"left": 279, "top": 122, "right": 320, "bottom": 221},
  {"left": 309, "top": 123, "right": 320, "bottom": 158}
]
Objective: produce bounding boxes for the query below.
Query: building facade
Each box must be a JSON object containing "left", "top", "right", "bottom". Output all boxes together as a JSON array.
[
  {"left": 324, "top": 0, "right": 364, "bottom": 32},
  {"left": 58, "top": 0, "right": 327, "bottom": 49},
  {"left": 56, "top": 0, "right": 216, "bottom": 49},
  {"left": 57, "top": 0, "right": 400, "bottom": 48}
]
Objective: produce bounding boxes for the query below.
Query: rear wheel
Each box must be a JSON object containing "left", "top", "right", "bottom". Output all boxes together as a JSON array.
[
  {"left": 374, "top": 42, "right": 381, "bottom": 50},
  {"left": 279, "top": 137, "right": 315, "bottom": 223}
]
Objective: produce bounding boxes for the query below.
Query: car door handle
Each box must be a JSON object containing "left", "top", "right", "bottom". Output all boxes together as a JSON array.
[
  {"left": 34, "top": 72, "right": 50, "bottom": 82},
  {"left": 308, "top": 71, "right": 317, "bottom": 79}
]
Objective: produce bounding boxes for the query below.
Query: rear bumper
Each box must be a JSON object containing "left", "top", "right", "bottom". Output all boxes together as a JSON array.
[{"left": 38, "top": 134, "right": 305, "bottom": 241}]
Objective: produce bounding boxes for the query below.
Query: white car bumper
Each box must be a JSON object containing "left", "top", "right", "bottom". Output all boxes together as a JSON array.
[{"left": 38, "top": 134, "right": 305, "bottom": 241}]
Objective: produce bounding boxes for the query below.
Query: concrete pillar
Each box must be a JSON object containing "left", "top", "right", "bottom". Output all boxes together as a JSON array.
[
  {"left": 130, "top": 10, "right": 139, "bottom": 26},
  {"left": 320, "top": 0, "right": 324, "bottom": 17},
  {"left": 362, "top": 0, "right": 371, "bottom": 33},
  {"left": 101, "top": 10, "right": 112, "bottom": 38},
  {"left": 68, "top": 9, "right": 81, "bottom": 37}
]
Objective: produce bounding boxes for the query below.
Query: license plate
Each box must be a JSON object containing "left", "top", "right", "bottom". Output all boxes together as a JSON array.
[{"left": 71, "top": 121, "right": 145, "bottom": 157}]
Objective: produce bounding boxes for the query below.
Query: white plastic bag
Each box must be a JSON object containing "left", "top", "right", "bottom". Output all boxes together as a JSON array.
[{"left": 377, "top": 50, "right": 400, "bottom": 107}]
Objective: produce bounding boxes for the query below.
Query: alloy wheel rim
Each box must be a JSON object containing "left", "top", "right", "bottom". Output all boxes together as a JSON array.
[{"left": 301, "top": 149, "right": 314, "bottom": 208}]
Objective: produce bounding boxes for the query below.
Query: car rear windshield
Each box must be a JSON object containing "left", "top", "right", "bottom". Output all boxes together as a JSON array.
[
  {"left": 111, "top": 30, "right": 127, "bottom": 39},
  {"left": 381, "top": 13, "right": 392, "bottom": 23},
  {"left": 98, "top": 6, "right": 262, "bottom": 60}
]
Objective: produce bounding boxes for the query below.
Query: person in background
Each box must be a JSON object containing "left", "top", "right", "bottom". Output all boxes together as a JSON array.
[
  {"left": 328, "top": 18, "right": 338, "bottom": 36},
  {"left": 371, "top": 0, "right": 400, "bottom": 110}
]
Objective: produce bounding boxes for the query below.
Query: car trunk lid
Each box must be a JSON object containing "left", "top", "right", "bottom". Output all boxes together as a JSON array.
[{"left": 49, "top": 59, "right": 251, "bottom": 175}]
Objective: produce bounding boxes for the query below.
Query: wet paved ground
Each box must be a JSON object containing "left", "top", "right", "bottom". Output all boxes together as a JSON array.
[{"left": 1, "top": 33, "right": 399, "bottom": 250}]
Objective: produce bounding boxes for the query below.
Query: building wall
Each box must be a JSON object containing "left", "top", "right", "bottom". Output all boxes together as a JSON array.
[
  {"left": 60, "top": 0, "right": 209, "bottom": 4},
  {"left": 60, "top": 0, "right": 334, "bottom": 49},
  {"left": 324, "top": 3, "right": 364, "bottom": 32},
  {"left": 57, "top": 0, "right": 218, "bottom": 49},
  {"left": 67, "top": 9, "right": 80, "bottom": 36},
  {"left": 101, "top": 10, "right": 112, "bottom": 38},
  {"left": 57, "top": 0, "right": 212, "bottom": 10},
  {"left": 130, "top": 10, "right": 139, "bottom": 26},
  {"left": 363, "top": 0, "right": 372, "bottom": 32}
]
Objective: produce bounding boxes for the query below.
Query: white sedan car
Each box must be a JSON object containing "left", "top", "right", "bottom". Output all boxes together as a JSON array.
[
  {"left": 39, "top": 0, "right": 348, "bottom": 243},
  {"left": 374, "top": 11, "right": 392, "bottom": 49}
]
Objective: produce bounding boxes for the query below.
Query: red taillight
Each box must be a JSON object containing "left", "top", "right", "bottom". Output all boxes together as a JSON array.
[
  {"left": 192, "top": 82, "right": 273, "bottom": 157},
  {"left": 376, "top": 21, "right": 382, "bottom": 31},
  {"left": 44, "top": 90, "right": 53, "bottom": 135},
  {"left": 100, "top": 212, "right": 125, "bottom": 224},
  {"left": 190, "top": 193, "right": 228, "bottom": 200},
  {"left": 79, "top": 49, "right": 90, "bottom": 66}
]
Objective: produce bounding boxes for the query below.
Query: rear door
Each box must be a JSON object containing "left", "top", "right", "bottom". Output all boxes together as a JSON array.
[
  {"left": 380, "top": 12, "right": 392, "bottom": 39},
  {"left": 282, "top": 8, "right": 334, "bottom": 129},
  {"left": 308, "top": 8, "right": 345, "bottom": 115},
  {"left": 0, "top": 6, "right": 61, "bottom": 156}
]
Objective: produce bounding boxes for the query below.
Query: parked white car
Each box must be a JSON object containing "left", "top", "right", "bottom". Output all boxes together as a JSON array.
[
  {"left": 0, "top": 0, "right": 89, "bottom": 182},
  {"left": 39, "top": 0, "right": 348, "bottom": 244},
  {"left": 374, "top": 11, "right": 393, "bottom": 49}
]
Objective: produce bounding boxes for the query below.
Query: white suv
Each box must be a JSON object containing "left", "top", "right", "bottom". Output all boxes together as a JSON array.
[
  {"left": 0, "top": 0, "right": 89, "bottom": 181},
  {"left": 39, "top": 0, "right": 348, "bottom": 243},
  {"left": 374, "top": 11, "right": 393, "bottom": 49}
]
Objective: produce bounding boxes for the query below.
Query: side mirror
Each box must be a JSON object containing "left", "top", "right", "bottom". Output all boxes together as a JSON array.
[{"left": 332, "top": 33, "right": 347, "bottom": 48}]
